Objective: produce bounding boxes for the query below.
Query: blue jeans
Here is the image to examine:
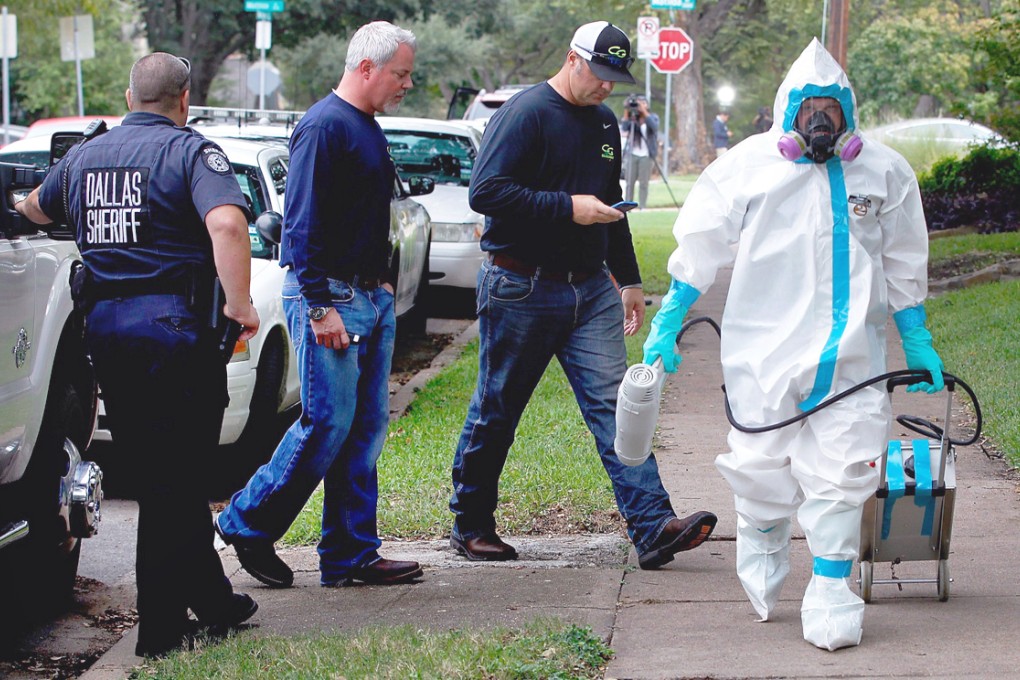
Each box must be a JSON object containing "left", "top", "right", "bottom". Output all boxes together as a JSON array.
[
  {"left": 218, "top": 270, "right": 396, "bottom": 581},
  {"left": 86, "top": 293, "right": 233, "bottom": 650},
  {"left": 450, "top": 261, "right": 677, "bottom": 555}
]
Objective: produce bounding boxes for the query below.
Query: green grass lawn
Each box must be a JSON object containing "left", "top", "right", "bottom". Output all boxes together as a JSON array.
[
  {"left": 131, "top": 621, "right": 612, "bottom": 680},
  {"left": 642, "top": 173, "right": 698, "bottom": 210},
  {"left": 927, "top": 279, "right": 1020, "bottom": 466},
  {"left": 928, "top": 231, "right": 1020, "bottom": 261}
]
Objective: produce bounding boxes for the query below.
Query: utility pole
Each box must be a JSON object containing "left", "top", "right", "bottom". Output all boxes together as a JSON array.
[{"left": 826, "top": 0, "right": 850, "bottom": 69}]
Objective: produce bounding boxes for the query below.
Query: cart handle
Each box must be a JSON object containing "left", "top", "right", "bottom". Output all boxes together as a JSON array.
[
  {"left": 887, "top": 372, "right": 983, "bottom": 447},
  {"left": 886, "top": 372, "right": 956, "bottom": 393}
]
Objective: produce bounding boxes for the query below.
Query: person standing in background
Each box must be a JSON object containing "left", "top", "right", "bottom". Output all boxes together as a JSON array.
[
  {"left": 713, "top": 111, "right": 733, "bottom": 156},
  {"left": 621, "top": 94, "right": 659, "bottom": 209}
]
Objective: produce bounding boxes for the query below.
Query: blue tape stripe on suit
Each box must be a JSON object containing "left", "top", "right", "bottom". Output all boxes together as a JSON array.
[
  {"left": 813, "top": 557, "right": 853, "bottom": 578},
  {"left": 799, "top": 158, "right": 850, "bottom": 411},
  {"left": 912, "top": 439, "right": 936, "bottom": 536}
]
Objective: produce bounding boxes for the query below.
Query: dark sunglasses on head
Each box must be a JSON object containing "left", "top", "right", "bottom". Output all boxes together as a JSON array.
[
  {"left": 589, "top": 50, "right": 635, "bottom": 71},
  {"left": 177, "top": 56, "right": 191, "bottom": 74}
]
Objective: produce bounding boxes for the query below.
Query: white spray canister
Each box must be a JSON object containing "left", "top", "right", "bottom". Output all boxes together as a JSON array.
[{"left": 614, "top": 358, "right": 666, "bottom": 466}]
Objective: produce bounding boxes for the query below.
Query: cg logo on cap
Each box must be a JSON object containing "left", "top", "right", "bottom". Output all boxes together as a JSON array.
[{"left": 608, "top": 46, "right": 628, "bottom": 58}]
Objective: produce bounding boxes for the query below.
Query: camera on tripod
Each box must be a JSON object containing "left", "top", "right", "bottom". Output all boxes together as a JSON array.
[{"left": 625, "top": 95, "right": 641, "bottom": 111}]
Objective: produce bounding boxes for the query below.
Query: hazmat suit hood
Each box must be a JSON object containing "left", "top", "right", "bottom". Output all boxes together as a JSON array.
[{"left": 773, "top": 38, "right": 858, "bottom": 136}]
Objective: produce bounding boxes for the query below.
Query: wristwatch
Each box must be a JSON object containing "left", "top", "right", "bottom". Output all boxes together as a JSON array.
[{"left": 307, "top": 306, "right": 330, "bottom": 321}]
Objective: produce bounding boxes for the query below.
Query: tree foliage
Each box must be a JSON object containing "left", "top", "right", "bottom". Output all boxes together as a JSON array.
[
  {"left": 975, "top": 0, "right": 1020, "bottom": 141},
  {"left": 847, "top": 4, "right": 982, "bottom": 125},
  {"left": 5, "top": 0, "right": 138, "bottom": 120}
]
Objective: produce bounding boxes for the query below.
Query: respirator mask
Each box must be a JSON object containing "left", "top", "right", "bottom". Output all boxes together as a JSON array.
[{"left": 777, "top": 100, "right": 862, "bottom": 163}]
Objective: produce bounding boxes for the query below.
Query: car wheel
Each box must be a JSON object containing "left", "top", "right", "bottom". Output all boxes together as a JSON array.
[
  {"left": 13, "top": 377, "right": 88, "bottom": 617},
  {"left": 236, "top": 332, "right": 286, "bottom": 472}
]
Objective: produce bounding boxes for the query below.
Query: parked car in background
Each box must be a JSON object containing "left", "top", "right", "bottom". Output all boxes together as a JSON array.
[
  {"left": 0, "top": 151, "right": 103, "bottom": 619},
  {"left": 378, "top": 117, "right": 485, "bottom": 290},
  {"left": 0, "top": 124, "right": 29, "bottom": 147},
  {"left": 447, "top": 85, "right": 533, "bottom": 127},
  {"left": 24, "top": 116, "right": 124, "bottom": 139},
  {"left": 865, "top": 118, "right": 1004, "bottom": 155}
]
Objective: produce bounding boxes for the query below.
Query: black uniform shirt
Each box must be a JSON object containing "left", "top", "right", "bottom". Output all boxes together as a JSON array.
[
  {"left": 468, "top": 82, "right": 641, "bottom": 286},
  {"left": 38, "top": 112, "right": 251, "bottom": 286}
]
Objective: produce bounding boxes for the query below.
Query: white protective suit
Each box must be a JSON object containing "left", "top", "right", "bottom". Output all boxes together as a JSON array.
[{"left": 667, "top": 40, "right": 930, "bottom": 650}]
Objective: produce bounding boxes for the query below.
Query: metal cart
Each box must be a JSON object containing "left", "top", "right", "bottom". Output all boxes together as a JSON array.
[{"left": 858, "top": 375, "right": 963, "bottom": 603}]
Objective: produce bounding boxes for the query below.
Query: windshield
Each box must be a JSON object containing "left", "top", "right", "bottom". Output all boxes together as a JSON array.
[
  {"left": 385, "top": 130, "right": 475, "bottom": 187},
  {"left": 232, "top": 156, "right": 287, "bottom": 260}
]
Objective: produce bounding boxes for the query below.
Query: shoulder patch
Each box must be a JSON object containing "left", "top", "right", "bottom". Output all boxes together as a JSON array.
[{"left": 202, "top": 148, "right": 232, "bottom": 174}]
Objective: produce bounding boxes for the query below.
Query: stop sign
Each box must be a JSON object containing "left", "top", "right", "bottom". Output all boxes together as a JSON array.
[{"left": 651, "top": 27, "right": 693, "bottom": 74}]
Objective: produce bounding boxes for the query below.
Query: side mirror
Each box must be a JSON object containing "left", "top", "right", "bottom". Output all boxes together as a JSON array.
[
  {"left": 50, "top": 120, "right": 109, "bottom": 167},
  {"left": 255, "top": 210, "right": 283, "bottom": 245},
  {"left": 407, "top": 175, "right": 435, "bottom": 197},
  {"left": 50, "top": 133, "right": 86, "bottom": 167}
]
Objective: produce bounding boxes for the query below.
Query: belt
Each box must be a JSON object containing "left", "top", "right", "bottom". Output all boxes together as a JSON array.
[
  {"left": 490, "top": 253, "right": 598, "bottom": 283},
  {"left": 90, "top": 277, "right": 191, "bottom": 301},
  {"left": 331, "top": 273, "right": 384, "bottom": 290}
]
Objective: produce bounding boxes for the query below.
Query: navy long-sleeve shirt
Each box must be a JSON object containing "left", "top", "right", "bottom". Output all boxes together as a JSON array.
[
  {"left": 469, "top": 83, "right": 641, "bottom": 287},
  {"left": 280, "top": 93, "right": 394, "bottom": 306}
]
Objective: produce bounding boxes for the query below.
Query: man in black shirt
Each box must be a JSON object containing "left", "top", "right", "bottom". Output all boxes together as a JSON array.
[{"left": 449, "top": 21, "right": 717, "bottom": 569}]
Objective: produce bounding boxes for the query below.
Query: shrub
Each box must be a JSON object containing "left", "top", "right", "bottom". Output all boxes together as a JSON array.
[{"left": 919, "top": 144, "right": 1020, "bottom": 233}]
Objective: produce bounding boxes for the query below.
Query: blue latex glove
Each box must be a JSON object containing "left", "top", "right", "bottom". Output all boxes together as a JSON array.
[
  {"left": 642, "top": 279, "right": 701, "bottom": 373},
  {"left": 894, "top": 305, "right": 945, "bottom": 393}
]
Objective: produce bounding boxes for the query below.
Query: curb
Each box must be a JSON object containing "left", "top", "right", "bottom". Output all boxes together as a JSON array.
[{"left": 928, "top": 257, "right": 1020, "bottom": 295}]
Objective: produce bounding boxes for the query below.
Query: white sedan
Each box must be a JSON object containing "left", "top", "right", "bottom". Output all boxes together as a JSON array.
[{"left": 378, "top": 116, "right": 486, "bottom": 290}]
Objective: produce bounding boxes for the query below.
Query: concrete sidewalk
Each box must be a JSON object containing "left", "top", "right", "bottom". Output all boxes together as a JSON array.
[{"left": 82, "top": 270, "right": 1020, "bottom": 679}]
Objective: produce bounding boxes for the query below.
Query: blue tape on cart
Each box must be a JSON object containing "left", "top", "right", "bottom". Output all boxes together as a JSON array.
[
  {"left": 882, "top": 439, "right": 938, "bottom": 540},
  {"left": 912, "top": 439, "right": 936, "bottom": 536},
  {"left": 881, "top": 441, "right": 907, "bottom": 540}
]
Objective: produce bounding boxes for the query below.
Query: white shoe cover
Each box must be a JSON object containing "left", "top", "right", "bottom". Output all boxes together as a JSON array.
[
  {"left": 801, "top": 573, "right": 864, "bottom": 651},
  {"left": 736, "top": 517, "right": 792, "bottom": 621}
]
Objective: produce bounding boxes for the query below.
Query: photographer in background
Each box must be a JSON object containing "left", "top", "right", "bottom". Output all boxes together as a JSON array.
[{"left": 620, "top": 94, "right": 658, "bottom": 209}]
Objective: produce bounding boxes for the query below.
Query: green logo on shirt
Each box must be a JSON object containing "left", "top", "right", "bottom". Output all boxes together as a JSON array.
[{"left": 602, "top": 144, "right": 615, "bottom": 160}]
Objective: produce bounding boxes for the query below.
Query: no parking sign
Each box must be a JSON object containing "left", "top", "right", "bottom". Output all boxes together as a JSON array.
[{"left": 636, "top": 16, "right": 660, "bottom": 58}]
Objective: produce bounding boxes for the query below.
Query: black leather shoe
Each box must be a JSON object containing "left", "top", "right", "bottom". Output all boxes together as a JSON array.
[
  {"left": 323, "top": 557, "right": 424, "bottom": 587},
  {"left": 196, "top": 593, "right": 259, "bottom": 636},
  {"left": 215, "top": 514, "right": 294, "bottom": 588},
  {"left": 450, "top": 532, "right": 518, "bottom": 561},
  {"left": 638, "top": 511, "right": 717, "bottom": 570}
]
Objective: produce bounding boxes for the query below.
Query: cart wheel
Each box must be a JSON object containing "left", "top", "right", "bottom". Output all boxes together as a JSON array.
[
  {"left": 937, "top": 559, "right": 950, "bottom": 602},
  {"left": 860, "top": 561, "right": 873, "bottom": 603}
]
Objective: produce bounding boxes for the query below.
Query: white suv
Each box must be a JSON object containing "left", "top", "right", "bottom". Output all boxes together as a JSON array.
[{"left": 0, "top": 160, "right": 103, "bottom": 617}]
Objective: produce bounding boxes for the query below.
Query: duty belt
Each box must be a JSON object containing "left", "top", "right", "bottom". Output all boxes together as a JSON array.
[
  {"left": 90, "top": 277, "right": 191, "bottom": 301},
  {"left": 490, "top": 253, "right": 598, "bottom": 283}
]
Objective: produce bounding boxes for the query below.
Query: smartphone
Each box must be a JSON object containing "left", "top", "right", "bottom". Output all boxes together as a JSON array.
[{"left": 611, "top": 201, "right": 639, "bottom": 213}]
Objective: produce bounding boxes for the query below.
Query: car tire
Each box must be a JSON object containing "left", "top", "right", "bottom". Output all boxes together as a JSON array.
[
  {"left": 12, "top": 376, "right": 88, "bottom": 618},
  {"left": 236, "top": 332, "right": 286, "bottom": 472}
]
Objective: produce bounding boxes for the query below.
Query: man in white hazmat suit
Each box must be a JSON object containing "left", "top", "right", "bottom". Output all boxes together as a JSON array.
[{"left": 642, "top": 39, "right": 945, "bottom": 650}]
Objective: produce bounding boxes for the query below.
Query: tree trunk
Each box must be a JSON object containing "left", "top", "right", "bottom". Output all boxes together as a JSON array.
[{"left": 669, "top": 0, "right": 745, "bottom": 173}]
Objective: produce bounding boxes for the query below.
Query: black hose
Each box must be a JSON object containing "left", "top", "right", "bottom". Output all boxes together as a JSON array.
[{"left": 675, "top": 316, "right": 983, "bottom": 445}]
